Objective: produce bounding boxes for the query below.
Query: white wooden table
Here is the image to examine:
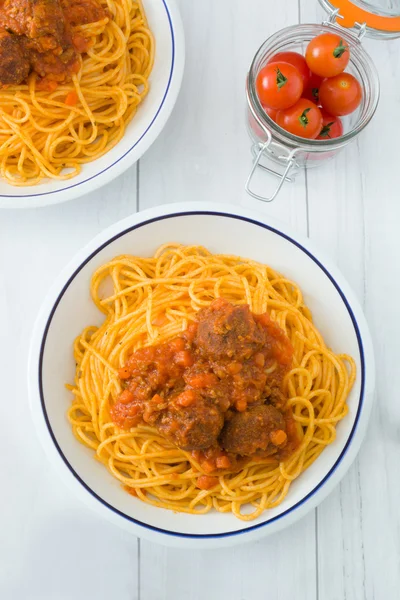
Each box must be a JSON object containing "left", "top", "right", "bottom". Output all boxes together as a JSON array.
[{"left": 1, "top": 1, "right": 399, "bottom": 598}]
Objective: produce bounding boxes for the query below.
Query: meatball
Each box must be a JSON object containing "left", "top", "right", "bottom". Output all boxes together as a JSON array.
[
  {"left": 29, "top": 0, "right": 66, "bottom": 46},
  {"left": 156, "top": 395, "right": 224, "bottom": 451},
  {"left": 195, "top": 298, "right": 265, "bottom": 360},
  {"left": 220, "top": 405, "right": 286, "bottom": 456},
  {"left": 0, "top": 32, "right": 30, "bottom": 85}
]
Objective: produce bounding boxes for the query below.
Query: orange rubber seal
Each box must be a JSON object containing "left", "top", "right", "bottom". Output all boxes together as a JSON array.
[{"left": 330, "top": 0, "right": 400, "bottom": 31}]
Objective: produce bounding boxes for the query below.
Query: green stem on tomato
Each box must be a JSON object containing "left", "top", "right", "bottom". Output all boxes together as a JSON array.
[
  {"left": 276, "top": 68, "right": 287, "bottom": 89},
  {"left": 333, "top": 40, "right": 347, "bottom": 59},
  {"left": 298, "top": 108, "right": 311, "bottom": 128},
  {"left": 319, "top": 122, "right": 334, "bottom": 138}
]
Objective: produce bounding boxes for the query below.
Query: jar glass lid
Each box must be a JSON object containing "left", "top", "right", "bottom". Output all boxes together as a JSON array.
[{"left": 319, "top": 0, "right": 400, "bottom": 37}]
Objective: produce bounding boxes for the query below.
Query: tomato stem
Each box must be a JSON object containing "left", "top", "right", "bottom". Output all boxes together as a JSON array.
[
  {"left": 333, "top": 40, "right": 347, "bottom": 59},
  {"left": 275, "top": 68, "right": 287, "bottom": 89},
  {"left": 319, "top": 122, "right": 334, "bottom": 138},
  {"left": 298, "top": 108, "right": 311, "bottom": 128}
]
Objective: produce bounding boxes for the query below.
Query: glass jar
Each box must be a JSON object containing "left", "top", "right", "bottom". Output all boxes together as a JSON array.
[{"left": 245, "top": 0, "right": 399, "bottom": 202}]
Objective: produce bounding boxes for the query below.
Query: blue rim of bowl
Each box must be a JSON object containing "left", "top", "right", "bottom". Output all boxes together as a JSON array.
[
  {"left": 0, "top": 0, "right": 175, "bottom": 198},
  {"left": 38, "top": 211, "right": 365, "bottom": 539}
]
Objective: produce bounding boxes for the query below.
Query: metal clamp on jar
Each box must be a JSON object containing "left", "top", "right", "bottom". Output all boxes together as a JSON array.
[{"left": 245, "top": 0, "right": 400, "bottom": 202}]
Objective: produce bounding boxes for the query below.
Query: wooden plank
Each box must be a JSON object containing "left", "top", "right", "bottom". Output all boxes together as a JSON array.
[
  {"left": 138, "top": 2, "right": 316, "bottom": 599},
  {"left": 301, "top": 2, "right": 400, "bottom": 598},
  {"left": 0, "top": 170, "right": 140, "bottom": 599},
  {"left": 139, "top": 0, "right": 308, "bottom": 229},
  {"left": 140, "top": 516, "right": 317, "bottom": 600}
]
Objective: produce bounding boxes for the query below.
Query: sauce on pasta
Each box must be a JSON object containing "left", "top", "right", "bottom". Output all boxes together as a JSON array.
[
  {"left": 0, "top": 0, "right": 154, "bottom": 186},
  {"left": 0, "top": 0, "right": 106, "bottom": 89},
  {"left": 112, "top": 298, "right": 298, "bottom": 491},
  {"left": 68, "top": 244, "right": 356, "bottom": 520}
]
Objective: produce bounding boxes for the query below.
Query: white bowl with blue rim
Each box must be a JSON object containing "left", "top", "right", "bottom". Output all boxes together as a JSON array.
[
  {"left": 28, "top": 202, "right": 375, "bottom": 547},
  {"left": 1, "top": 0, "right": 184, "bottom": 209}
]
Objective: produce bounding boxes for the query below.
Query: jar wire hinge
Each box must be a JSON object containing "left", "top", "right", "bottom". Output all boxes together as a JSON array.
[{"left": 245, "top": 130, "right": 298, "bottom": 203}]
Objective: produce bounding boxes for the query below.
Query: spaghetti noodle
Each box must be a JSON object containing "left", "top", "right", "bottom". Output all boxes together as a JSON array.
[
  {"left": 68, "top": 244, "right": 356, "bottom": 521},
  {"left": 0, "top": 0, "right": 154, "bottom": 185}
]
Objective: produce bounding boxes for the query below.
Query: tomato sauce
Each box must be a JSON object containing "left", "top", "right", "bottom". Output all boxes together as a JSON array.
[
  {"left": 112, "top": 299, "right": 298, "bottom": 474},
  {"left": 0, "top": 0, "right": 106, "bottom": 87}
]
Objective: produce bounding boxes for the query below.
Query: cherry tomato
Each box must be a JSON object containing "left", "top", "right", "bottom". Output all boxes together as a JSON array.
[
  {"left": 268, "top": 51, "right": 311, "bottom": 88},
  {"left": 306, "top": 33, "right": 349, "bottom": 78},
  {"left": 276, "top": 98, "right": 323, "bottom": 139},
  {"left": 319, "top": 73, "right": 362, "bottom": 116},
  {"left": 262, "top": 105, "right": 278, "bottom": 121},
  {"left": 303, "top": 73, "right": 324, "bottom": 104},
  {"left": 317, "top": 110, "right": 343, "bottom": 140},
  {"left": 256, "top": 61, "right": 303, "bottom": 110}
]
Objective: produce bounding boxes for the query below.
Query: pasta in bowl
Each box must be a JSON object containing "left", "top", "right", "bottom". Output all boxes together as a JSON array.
[
  {"left": 29, "top": 203, "right": 374, "bottom": 547},
  {"left": 0, "top": 0, "right": 184, "bottom": 208},
  {"left": 68, "top": 244, "right": 355, "bottom": 521}
]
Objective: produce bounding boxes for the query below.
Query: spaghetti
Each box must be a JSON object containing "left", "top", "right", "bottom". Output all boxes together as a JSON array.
[
  {"left": 0, "top": 0, "right": 154, "bottom": 186},
  {"left": 68, "top": 244, "right": 356, "bottom": 521}
]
